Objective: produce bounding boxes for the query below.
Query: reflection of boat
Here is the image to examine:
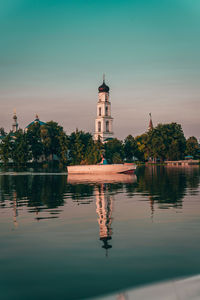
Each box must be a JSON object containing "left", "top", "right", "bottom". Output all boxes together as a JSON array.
[
  {"left": 67, "top": 163, "right": 137, "bottom": 175},
  {"left": 67, "top": 173, "right": 137, "bottom": 184}
]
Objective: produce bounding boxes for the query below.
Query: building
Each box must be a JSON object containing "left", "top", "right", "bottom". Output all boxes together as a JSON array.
[
  {"left": 148, "top": 113, "right": 153, "bottom": 131},
  {"left": 25, "top": 114, "right": 46, "bottom": 131},
  {"left": 94, "top": 77, "right": 114, "bottom": 142},
  {"left": 12, "top": 112, "right": 18, "bottom": 133}
]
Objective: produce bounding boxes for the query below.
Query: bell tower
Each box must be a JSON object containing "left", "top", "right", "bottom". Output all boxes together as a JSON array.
[{"left": 94, "top": 75, "right": 114, "bottom": 142}]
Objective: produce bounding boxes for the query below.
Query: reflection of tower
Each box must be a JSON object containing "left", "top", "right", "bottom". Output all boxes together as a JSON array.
[
  {"left": 149, "top": 195, "right": 154, "bottom": 222},
  {"left": 94, "top": 75, "right": 114, "bottom": 142},
  {"left": 13, "top": 191, "right": 18, "bottom": 227},
  {"left": 12, "top": 111, "right": 18, "bottom": 132},
  {"left": 95, "top": 184, "right": 113, "bottom": 256}
]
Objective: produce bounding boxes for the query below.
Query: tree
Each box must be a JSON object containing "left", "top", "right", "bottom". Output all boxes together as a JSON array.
[
  {"left": 0, "top": 127, "right": 6, "bottom": 137},
  {"left": 58, "top": 131, "right": 69, "bottom": 164},
  {"left": 124, "top": 135, "right": 139, "bottom": 161},
  {"left": 69, "top": 130, "right": 94, "bottom": 165},
  {"left": 135, "top": 133, "right": 149, "bottom": 161},
  {"left": 186, "top": 136, "right": 200, "bottom": 159},
  {"left": 104, "top": 138, "right": 124, "bottom": 163},
  {"left": 146, "top": 123, "right": 186, "bottom": 161},
  {"left": 41, "top": 121, "right": 68, "bottom": 163},
  {"left": 0, "top": 133, "right": 13, "bottom": 164},
  {"left": 11, "top": 130, "right": 31, "bottom": 165},
  {"left": 27, "top": 123, "right": 44, "bottom": 161}
]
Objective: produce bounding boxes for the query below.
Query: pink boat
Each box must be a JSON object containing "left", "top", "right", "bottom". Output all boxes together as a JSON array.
[{"left": 67, "top": 163, "right": 137, "bottom": 174}]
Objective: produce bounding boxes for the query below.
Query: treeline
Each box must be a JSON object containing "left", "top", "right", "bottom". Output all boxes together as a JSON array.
[{"left": 0, "top": 121, "right": 199, "bottom": 166}]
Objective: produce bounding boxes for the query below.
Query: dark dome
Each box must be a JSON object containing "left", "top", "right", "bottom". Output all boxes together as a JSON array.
[{"left": 98, "top": 81, "right": 109, "bottom": 93}]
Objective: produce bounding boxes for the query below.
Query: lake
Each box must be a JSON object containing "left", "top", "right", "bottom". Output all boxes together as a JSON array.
[{"left": 0, "top": 166, "right": 200, "bottom": 300}]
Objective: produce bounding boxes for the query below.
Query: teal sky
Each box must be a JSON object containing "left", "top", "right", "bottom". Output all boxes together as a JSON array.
[{"left": 0, "top": 0, "right": 200, "bottom": 138}]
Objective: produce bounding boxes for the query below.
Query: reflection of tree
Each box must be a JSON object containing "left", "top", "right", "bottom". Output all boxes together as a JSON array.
[
  {"left": 0, "top": 167, "right": 199, "bottom": 226},
  {"left": 27, "top": 176, "right": 67, "bottom": 209},
  {"left": 66, "top": 184, "right": 94, "bottom": 205},
  {"left": 0, "top": 175, "right": 15, "bottom": 205},
  {"left": 95, "top": 184, "right": 113, "bottom": 256},
  {"left": 136, "top": 166, "right": 200, "bottom": 208},
  {"left": 183, "top": 167, "right": 200, "bottom": 195},
  {"left": 0, "top": 175, "right": 68, "bottom": 220}
]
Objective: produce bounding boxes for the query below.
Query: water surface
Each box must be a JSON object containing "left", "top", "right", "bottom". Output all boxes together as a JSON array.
[{"left": 0, "top": 166, "right": 200, "bottom": 300}]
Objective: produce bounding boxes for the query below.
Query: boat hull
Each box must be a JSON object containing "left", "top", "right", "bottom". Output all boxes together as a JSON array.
[{"left": 67, "top": 163, "right": 136, "bottom": 174}]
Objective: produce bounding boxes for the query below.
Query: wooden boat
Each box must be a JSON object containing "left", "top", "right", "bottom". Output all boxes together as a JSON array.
[{"left": 67, "top": 163, "right": 137, "bottom": 174}]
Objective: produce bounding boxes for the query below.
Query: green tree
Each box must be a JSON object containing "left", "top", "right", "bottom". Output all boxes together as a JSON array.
[
  {"left": 0, "top": 133, "right": 13, "bottom": 164},
  {"left": 0, "top": 127, "right": 6, "bottom": 137},
  {"left": 185, "top": 136, "right": 200, "bottom": 159},
  {"left": 69, "top": 130, "right": 94, "bottom": 165},
  {"left": 124, "top": 135, "right": 140, "bottom": 161},
  {"left": 84, "top": 140, "right": 103, "bottom": 164},
  {"left": 11, "top": 130, "right": 31, "bottom": 165},
  {"left": 41, "top": 121, "right": 68, "bottom": 163},
  {"left": 105, "top": 138, "right": 124, "bottom": 163},
  {"left": 58, "top": 130, "right": 69, "bottom": 164},
  {"left": 27, "top": 123, "right": 44, "bottom": 161},
  {"left": 146, "top": 123, "right": 186, "bottom": 161},
  {"left": 135, "top": 133, "right": 149, "bottom": 161}
]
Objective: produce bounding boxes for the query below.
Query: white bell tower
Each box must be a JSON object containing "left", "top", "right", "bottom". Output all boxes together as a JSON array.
[{"left": 94, "top": 76, "right": 114, "bottom": 142}]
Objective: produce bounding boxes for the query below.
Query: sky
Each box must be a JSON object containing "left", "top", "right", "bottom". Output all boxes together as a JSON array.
[{"left": 0, "top": 0, "right": 200, "bottom": 139}]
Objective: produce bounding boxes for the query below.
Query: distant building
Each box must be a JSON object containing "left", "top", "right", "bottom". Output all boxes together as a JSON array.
[
  {"left": 94, "top": 76, "right": 114, "bottom": 142},
  {"left": 25, "top": 114, "right": 46, "bottom": 131},
  {"left": 148, "top": 113, "right": 153, "bottom": 131},
  {"left": 12, "top": 112, "right": 18, "bottom": 133}
]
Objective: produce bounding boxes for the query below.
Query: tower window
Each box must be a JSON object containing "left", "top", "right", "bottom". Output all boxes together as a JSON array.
[
  {"left": 98, "top": 121, "right": 101, "bottom": 132},
  {"left": 99, "top": 107, "right": 101, "bottom": 116},
  {"left": 105, "top": 106, "right": 108, "bottom": 116},
  {"left": 106, "top": 121, "right": 109, "bottom": 132}
]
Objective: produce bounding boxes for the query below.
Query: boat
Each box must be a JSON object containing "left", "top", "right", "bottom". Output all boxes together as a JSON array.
[{"left": 67, "top": 163, "right": 137, "bottom": 175}]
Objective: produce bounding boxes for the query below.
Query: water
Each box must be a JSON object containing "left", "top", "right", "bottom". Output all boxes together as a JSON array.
[{"left": 0, "top": 166, "right": 200, "bottom": 300}]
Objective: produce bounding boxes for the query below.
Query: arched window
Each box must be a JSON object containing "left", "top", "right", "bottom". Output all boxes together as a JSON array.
[
  {"left": 105, "top": 106, "right": 108, "bottom": 116},
  {"left": 106, "top": 121, "right": 109, "bottom": 132},
  {"left": 98, "top": 121, "right": 101, "bottom": 132},
  {"left": 99, "top": 107, "right": 101, "bottom": 116}
]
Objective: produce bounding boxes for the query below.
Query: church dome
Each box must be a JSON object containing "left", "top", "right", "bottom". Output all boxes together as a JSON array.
[
  {"left": 25, "top": 114, "right": 46, "bottom": 130},
  {"left": 98, "top": 81, "right": 109, "bottom": 93}
]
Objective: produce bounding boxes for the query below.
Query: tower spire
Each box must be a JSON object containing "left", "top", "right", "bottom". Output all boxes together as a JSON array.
[
  {"left": 103, "top": 73, "right": 105, "bottom": 83},
  {"left": 148, "top": 112, "right": 153, "bottom": 131}
]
